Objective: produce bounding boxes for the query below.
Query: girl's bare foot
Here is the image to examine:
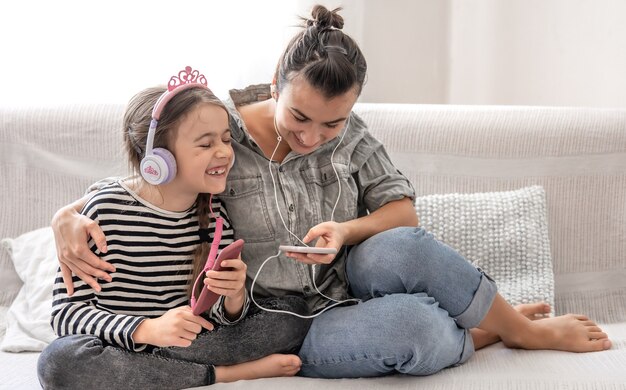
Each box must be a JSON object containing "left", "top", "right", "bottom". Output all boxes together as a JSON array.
[
  {"left": 215, "top": 354, "right": 302, "bottom": 383},
  {"left": 472, "top": 302, "right": 552, "bottom": 350},
  {"left": 502, "top": 314, "right": 612, "bottom": 352}
]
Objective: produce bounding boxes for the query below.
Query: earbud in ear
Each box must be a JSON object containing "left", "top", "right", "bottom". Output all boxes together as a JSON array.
[{"left": 270, "top": 84, "right": 278, "bottom": 100}]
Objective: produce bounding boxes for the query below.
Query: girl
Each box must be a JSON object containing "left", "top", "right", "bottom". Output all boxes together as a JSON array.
[
  {"left": 38, "top": 67, "right": 311, "bottom": 389},
  {"left": 52, "top": 6, "right": 610, "bottom": 380}
]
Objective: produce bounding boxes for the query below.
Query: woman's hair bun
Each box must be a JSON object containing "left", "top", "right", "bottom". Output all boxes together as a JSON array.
[{"left": 305, "top": 5, "right": 344, "bottom": 30}]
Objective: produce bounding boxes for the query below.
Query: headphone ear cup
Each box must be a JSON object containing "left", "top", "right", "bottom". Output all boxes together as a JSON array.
[
  {"left": 153, "top": 148, "right": 177, "bottom": 184},
  {"left": 140, "top": 148, "right": 177, "bottom": 185}
]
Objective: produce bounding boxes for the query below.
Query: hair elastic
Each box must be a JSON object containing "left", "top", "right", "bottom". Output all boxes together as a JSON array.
[{"left": 324, "top": 45, "right": 347, "bottom": 55}]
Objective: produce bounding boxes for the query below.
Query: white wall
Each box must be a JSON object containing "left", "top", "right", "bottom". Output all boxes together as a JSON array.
[
  {"left": 359, "top": 1, "right": 449, "bottom": 104},
  {"left": 297, "top": 0, "right": 450, "bottom": 104},
  {"left": 448, "top": 0, "right": 626, "bottom": 108},
  {"left": 2, "top": 0, "right": 624, "bottom": 107},
  {"left": 0, "top": 0, "right": 299, "bottom": 105},
  {"left": 324, "top": 0, "right": 626, "bottom": 108}
]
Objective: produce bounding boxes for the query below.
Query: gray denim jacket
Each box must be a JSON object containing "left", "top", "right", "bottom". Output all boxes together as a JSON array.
[{"left": 221, "top": 84, "right": 415, "bottom": 312}]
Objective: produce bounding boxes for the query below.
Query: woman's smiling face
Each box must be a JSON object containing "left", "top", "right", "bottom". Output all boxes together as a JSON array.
[{"left": 273, "top": 76, "right": 359, "bottom": 154}]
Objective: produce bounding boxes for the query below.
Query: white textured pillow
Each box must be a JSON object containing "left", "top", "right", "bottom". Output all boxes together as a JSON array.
[
  {"left": 414, "top": 186, "right": 555, "bottom": 309},
  {"left": 0, "top": 227, "right": 57, "bottom": 352}
]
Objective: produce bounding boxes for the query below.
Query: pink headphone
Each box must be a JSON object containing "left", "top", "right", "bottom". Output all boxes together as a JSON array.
[{"left": 140, "top": 66, "right": 210, "bottom": 185}]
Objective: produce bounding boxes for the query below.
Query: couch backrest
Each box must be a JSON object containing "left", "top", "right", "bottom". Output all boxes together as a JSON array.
[
  {"left": 356, "top": 103, "right": 626, "bottom": 322},
  {"left": 0, "top": 104, "right": 127, "bottom": 304},
  {"left": 1, "top": 103, "right": 625, "bottom": 321}
]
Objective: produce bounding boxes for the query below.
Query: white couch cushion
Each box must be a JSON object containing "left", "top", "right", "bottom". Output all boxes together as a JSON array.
[{"left": 0, "top": 228, "right": 57, "bottom": 352}]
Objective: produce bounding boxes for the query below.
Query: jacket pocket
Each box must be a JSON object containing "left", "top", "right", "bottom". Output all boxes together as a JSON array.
[
  {"left": 301, "top": 162, "right": 358, "bottom": 224},
  {"left": 219, "top": 176, "right": 275, "bottom": 243}
]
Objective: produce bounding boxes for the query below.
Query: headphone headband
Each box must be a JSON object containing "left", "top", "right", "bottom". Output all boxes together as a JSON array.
[
  {"left": 141, "top": 66, "right": 209, "bottom": 185},
  {"left": 152, "top": 82, "right": 207, "bottom": 120},
  {"left": 145, "top": 66, "right": 210, "bottom": 156}
]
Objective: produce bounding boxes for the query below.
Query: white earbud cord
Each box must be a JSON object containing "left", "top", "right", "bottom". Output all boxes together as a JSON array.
[
  {"left": 249, "top": 249, "right": 358, "bottom": 319},
  {"left": 329, "top": 117, "right": 349, "bottom": 223},
  {"left": 267, "top": 121, "right": 306, "bottom": 246},
  {"left": 309, "top": 116, "right": 357, "bottom": 304},
  {"left": 249, "top": 115, "right": 360, "bottom": 318}
]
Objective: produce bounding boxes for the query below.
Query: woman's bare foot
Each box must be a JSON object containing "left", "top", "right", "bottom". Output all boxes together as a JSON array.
[
  {"left": 502, "top": 314, "right": 612, "bottom": 352},
  {"left": 214, "top": 354, "right": 302, "bottom": 383},
  {"left": 472, "top": 302, "right": 552, "bottom": 350},
  {"left": 478, "top": 295, "right": 611, "bottom": 353}
]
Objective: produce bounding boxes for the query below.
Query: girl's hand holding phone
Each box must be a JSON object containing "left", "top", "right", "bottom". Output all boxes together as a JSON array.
[
  {"left": 204, "top": 257, "right": 247, "bottom": 317},
  {"left": 133, "top": 306, "right": 213, "bottom": 348}
]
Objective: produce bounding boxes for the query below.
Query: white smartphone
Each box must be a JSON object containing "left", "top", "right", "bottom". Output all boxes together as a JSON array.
[{"left": 279, "top": 245, "right": 338, "bottom": 255}]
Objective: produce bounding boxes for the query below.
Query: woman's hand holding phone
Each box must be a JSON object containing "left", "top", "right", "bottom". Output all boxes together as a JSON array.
[{"left": 282, "top": 221, "right": 346, "bottom": 265}]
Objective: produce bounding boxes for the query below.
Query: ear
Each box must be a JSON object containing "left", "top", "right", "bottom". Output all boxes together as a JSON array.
[{"left": 270, "top": 75, "right": 279, "bottom": 100}]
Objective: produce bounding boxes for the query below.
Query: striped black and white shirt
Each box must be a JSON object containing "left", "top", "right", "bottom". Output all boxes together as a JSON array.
[{"left": 51, "top": 181, "right": 248, "bottom": 351}]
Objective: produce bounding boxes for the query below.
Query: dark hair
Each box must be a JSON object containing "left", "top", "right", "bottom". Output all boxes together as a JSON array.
[
  {"left": 274, "top": 5, "right": 367, "bottom": 98},
  {"left": 123, "top": 86, "right": 228, "bottom": 298}
]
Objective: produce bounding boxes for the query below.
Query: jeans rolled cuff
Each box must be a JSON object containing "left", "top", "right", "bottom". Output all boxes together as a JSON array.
[
  {"left": 455, "top": 329, "right": 475, "bottom": 366},
  {"left": 454, "top": 270, "right": 497, "bottom": 329}
]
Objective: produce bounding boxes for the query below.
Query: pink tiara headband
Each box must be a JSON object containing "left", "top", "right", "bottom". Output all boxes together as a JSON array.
[
  {"left": 151, "top": 66, "right": 209, "bottom": 120},
  {"left": 145, "top": 66, "right": 209, "bottom": 158}
]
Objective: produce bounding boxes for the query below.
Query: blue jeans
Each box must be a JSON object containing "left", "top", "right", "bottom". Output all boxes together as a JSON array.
[
  {"left": 298, "top": 227, "right": 497, "bottom": 378},
  {"left": 38, "top": 296, "right": 312, "bottom": 390}
]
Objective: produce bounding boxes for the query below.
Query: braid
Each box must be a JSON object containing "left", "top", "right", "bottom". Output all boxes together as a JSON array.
[{"left": 188, "top": 193, "right": 212, "bottom": 299}]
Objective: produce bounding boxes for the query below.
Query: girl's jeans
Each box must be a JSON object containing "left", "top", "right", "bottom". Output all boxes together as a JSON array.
[
  {"left": 37, "top": 296, "right": 312, "bottom": 389},
  {"left": 298, "top": 227, "right": 497, "bottom": 378}
]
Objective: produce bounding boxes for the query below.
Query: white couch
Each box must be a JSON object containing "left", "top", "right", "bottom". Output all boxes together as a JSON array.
[{"left": 1, "top": 103, "right": 625, "bottom": 389}]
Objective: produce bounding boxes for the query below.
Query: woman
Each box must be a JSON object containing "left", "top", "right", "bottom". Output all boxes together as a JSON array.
[{"left": 52, "top": 5, "right": 611, "bottom": 379}]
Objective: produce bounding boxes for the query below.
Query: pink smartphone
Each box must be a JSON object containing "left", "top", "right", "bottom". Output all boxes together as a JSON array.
[{"left": 191, "top": 239, "right": 244, "bottom": 316}]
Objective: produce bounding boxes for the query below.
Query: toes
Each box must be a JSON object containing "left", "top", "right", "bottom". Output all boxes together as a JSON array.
[
  {"left": 586, "top": 339, "right": 608, "bottom": 352},
  {"left": 589, "top": 331, "right": 608, "bottom": 340},
  {"left": 283, "top": 355, "right": 302, "bottom": 368},
  {"left": 573, "top": 314, "right": 589, "bottom": 321},
  {"left": 291, "top": 356, "right": 302, "bottom": 366},
  {"left": 587, "top": 338, "right": 612, "bottom": 352}
]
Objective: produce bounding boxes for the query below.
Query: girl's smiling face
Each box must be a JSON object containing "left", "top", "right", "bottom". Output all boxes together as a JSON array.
[{"left": 170, "top": 103, "right": 233, "bottom": 198}]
